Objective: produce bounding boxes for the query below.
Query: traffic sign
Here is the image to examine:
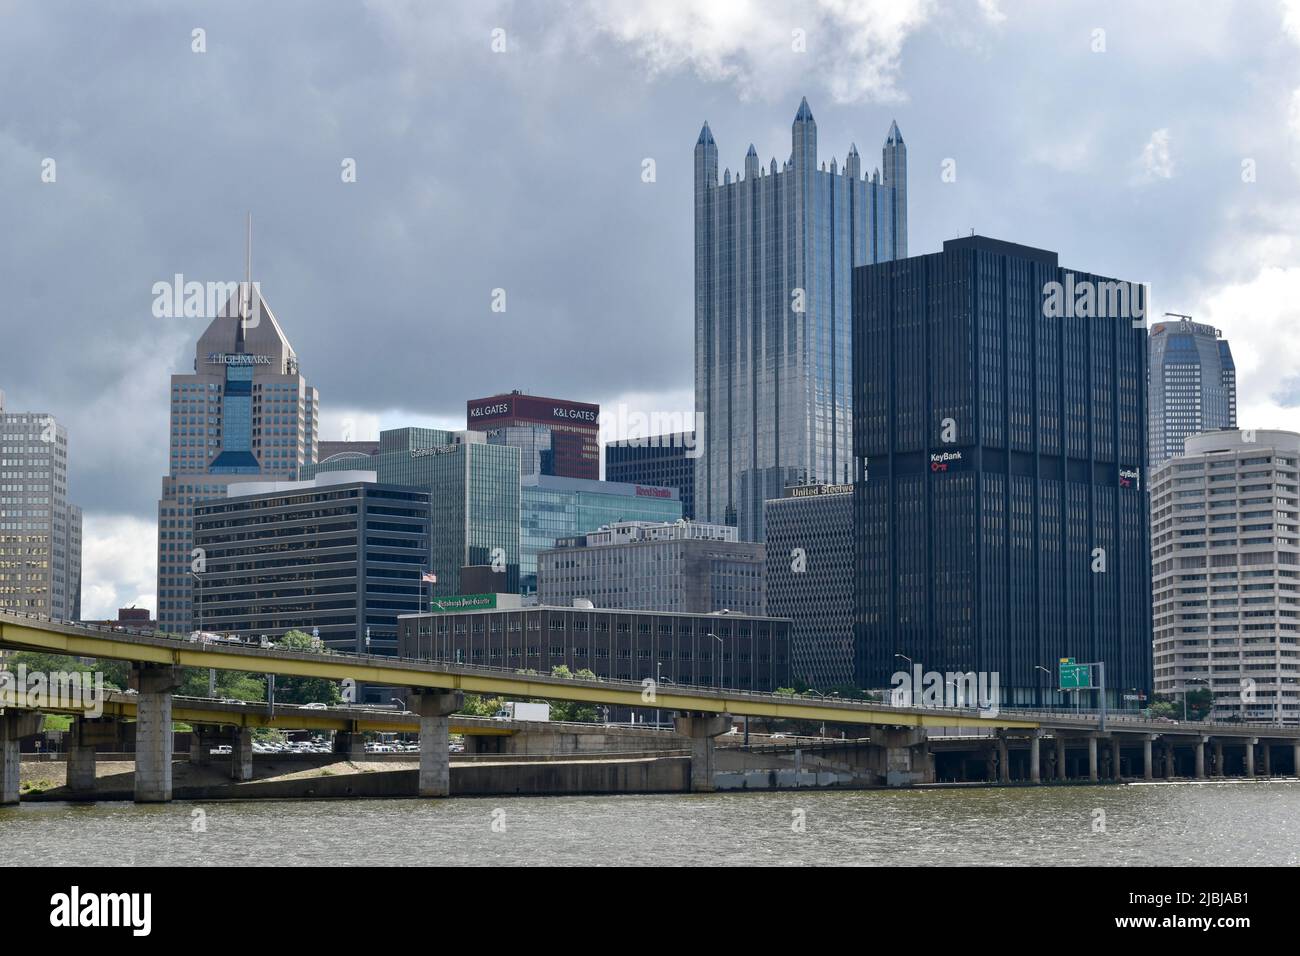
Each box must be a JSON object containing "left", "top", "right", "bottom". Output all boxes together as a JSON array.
[{"left": 1059, "top": 658, "right": 1092, "bottom": 689}]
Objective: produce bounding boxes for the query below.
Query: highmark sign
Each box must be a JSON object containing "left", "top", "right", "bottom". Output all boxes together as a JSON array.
[
  {"left": 429, "top": 594, "right": 498, "bottom": 613},
  {"left": 206, "top": 353, "right": 274, "bottom": 366}
]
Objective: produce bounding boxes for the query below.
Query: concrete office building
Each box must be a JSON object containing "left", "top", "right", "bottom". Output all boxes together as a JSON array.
[
  {"left": 0, "top": 389, "right": 82, "bottom": 620},
  {"left": 156, "top": 280, "right": 320, "bottom": 637},
  {"left": 305, "top": 428, "right": 520, "bottom": 597},
  {"left": 538, "top": 519, "right": 765, "bottom": 615},
  {"left": 398, "top": 604, "right": 791, "bottom": 692},
  {"left": 695, "top": 98, "right": 907, "bottom": 540},
  {"left": 1148, "top": 318, "right": 1236, "bottom": 468},
  {"left": 853, "top": 236, "right": 1152, "bottom": 708},
  {"left": 191, "top": 472, "right": 429, "bottom": 655},
  {"left": 520, "top": 475, "right": 682, "bottom": 598},
  {"left": 764, "top": 483, "right": 854, "bottom": 690},
  {"left": 468, "top": 390, "right": 600, "bottom": 480},
  {"left": 605, "top": 432, "right": 698, "bottom": 519},
  {"left": 1151, "top": 429, "right": 1300, "bottom": 725}
]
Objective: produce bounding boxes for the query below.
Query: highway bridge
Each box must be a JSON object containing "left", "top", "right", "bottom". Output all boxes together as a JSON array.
[{"left": 3, "top": 610, "right": 1299, "bottom": 801}]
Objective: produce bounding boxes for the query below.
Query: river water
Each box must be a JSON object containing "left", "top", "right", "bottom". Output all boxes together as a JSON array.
[{"left": 3, "top": 781, "right": 1297, "bottom": 866}]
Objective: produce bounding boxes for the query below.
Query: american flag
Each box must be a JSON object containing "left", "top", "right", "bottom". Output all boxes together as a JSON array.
[{"left": 421, "top": 571, "right": 438, "bottom": 584}]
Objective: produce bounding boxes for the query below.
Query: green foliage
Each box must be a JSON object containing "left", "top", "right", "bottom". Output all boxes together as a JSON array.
[
  {"left": 548, "top": 666, "right": 599, "bottom": 722},
  {"left": 456, "top": 693, "right": 506, "bottom": 717},
  {"left": 269, "top": 630, "right": 341, "bottom": 705},
  {"left": 3, "top": 652, "right": 130, "bottom": 691}
]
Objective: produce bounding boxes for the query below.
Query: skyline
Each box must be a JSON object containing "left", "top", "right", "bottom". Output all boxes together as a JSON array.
[{"left": 5, "top": 1, "right": 1300, "bottom": 617}]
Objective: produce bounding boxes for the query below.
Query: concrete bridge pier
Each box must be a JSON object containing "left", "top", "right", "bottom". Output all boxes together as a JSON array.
[
  {"left": 997, "top": 736, "right": 1010, "bottom": 783},
  {"left": 1163, "top": 741, "right": 1175, "bottom": 779},
  {"left": 232, "top": 727, "right": 254, "bottom": 782},
  {"left": 1213, "top": 740, "right": 1224, "bottom": 777},
  {"left": 68, "top": 717, "right": 116, "bottom": 794},
  {"left": 410, "top": 690, "right": 464, "bottom": 797},
  {"left": 1143, "top": 736, "right": 1154, "bottom": 780},
  {"left": 1110, "top": 738, "right": 1123, "bottom": 781},
  {"left": 1029, "top": 732, "right": 1041, "bottom": 783},
  {"left": 1194, "top": 736, "right": 1206, "bottom": 779},
  {"left": 1294, "top": 742, "right": 1300, "bottom": 778},
  {"left": 1, "top": 710, "right": 44, "bottom": 805},
  {"left": 1261, "top": 742, "right": 1271, "bottom": 777},
  {"left": 1055, "top": 737, "right": 1066, "bottom": 781},
  {"left": 1245, "top": 739, "right": 1256, "bottom": 777},
  {"left": 130, "top": 664, "right": 183, "bottom": 803},
  {"left": 1088, "top": 736, "right": 1099, "bottom": 782},
  {"left": 333, "top": 729, "right": 366, "bottom": 759},
  {"left": 674, "top": 713, "right": 733, "bottom": 792}
]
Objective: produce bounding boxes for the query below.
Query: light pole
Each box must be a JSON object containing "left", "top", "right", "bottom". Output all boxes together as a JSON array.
[
  {"left": 894, "top": 654, "right": 912, "bottom": 706},
  {"left": 1035, "top": 665, "right": 1053, "bottom": 712},
  {"left": 708, "top": 633, "right": 723, "bottom": 691},
  {"left": 656, "top": 661, "right": 662, "bottom": 729},
  {"left": 191, "top": 570, "right": 215, "bottom": 697}
]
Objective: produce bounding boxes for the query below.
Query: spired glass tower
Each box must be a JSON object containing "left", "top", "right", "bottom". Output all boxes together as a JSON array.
[
  {"left": 1147, "top": 318, "right": 1236, "bottom": 468},
  {"left": 852, "top": 237, "right": 1152, "bottom": 709},
  {"left": 694, "top": 97, "right": 907, "bottom": 541}
]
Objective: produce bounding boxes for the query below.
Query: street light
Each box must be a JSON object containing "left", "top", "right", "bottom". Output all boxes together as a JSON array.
[
  {"left": 707, "top": 633, "right": 723, "bottom": 691},
  {"left": 191, "top": 570, "right": 215, "bottom": 698},
  {"left": 1035, "top": 665, "right": 1053, "bottom": 712}
]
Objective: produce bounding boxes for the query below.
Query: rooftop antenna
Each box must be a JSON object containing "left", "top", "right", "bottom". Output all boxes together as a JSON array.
[{"left": 1163, "top": 312, "right": 1192, "bottom": 321}]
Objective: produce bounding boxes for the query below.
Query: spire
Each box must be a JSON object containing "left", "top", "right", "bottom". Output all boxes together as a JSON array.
[
  {"left": 794, "top": 96, "right": 814, "bottom": 123},
  {"left": 745, "top": 143, "right": 759, "bottom": 178},
  {"left": 696, "top": 122, "right": 715, "bottom": 147},
  {"left": 886, "top": 120, "right": 903, "bottom": 145}
]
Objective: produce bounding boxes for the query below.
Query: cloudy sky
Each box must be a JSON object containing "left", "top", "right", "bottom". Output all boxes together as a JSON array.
[{"left": 3, "top": 0, "right": 1300, "bottom": 618}]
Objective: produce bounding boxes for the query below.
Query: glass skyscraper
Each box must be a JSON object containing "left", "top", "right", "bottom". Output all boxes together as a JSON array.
[
  {"left": 306, "top": 428, "right": 520, "bottom": 597},
  {"left": 520, "top": 475, "right": 681, "bottom": 597},
  {"left": 156, "top": 285, "right": 319, "bottom": 636},
  {"left": 694, "top": 97, "right": 907, "bottom": 541},
  {"left": 852, "top": 236, "right": 1152, "bottom": 708},
  {"left": 1147, "top": 318, "right": 1236, "bottom": 467}
]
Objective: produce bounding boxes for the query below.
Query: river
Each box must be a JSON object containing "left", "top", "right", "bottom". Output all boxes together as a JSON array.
[{"left": 3, "top": 780, "right": 1297, "bottom": 866}]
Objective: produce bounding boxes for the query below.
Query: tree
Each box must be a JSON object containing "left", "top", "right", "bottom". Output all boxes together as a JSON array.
[
  {"left": 547, "top": 666, "right": 599, "bottom": 722},
  {"left": 268, "top": 630, "right": 342, "bottom": 705}
]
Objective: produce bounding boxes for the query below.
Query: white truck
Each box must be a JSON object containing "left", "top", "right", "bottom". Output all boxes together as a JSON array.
[{"left": 493, "top": 701, "right": 550, "bottom": 722}]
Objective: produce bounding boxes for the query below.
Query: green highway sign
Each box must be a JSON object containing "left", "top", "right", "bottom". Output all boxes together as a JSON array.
[{"left": 1059, "top": 657, "right": 1092, "bottom": 690}]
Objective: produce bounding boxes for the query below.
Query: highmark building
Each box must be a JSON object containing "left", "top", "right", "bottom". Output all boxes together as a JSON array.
[
  {"left": 304, "top": 428, "right": 520, "bottom": 597},
  {"left": 156, "top": 283, "right": 319, "bottom": 637},
  {"left": 694, "top": 97, "right": 907, "bottom": 541},
  {"left": 520, "top": 475, "right": 682, "bottom": 598},
  {"left": 852, "top": 236, "right": 1153, "bottom": 709}
]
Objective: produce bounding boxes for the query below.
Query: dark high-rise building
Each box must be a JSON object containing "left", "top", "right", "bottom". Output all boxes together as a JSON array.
[
  {"left": 852, "top": 236, "right": 1152, "bottom": 708},
  {"left": 694, "top": 98, "right": 907, "bottom": 541},
  {"left": 764, "top": 483, "right": 854, "bottom": 690},
  {"left": 467, "top": 390, "right": 599, "bottom": 480},
  {"left": 1147, "top": 318, "right": 1236, "bottom": 467},
  {"left": 192, "top": 473, "right": 430, "bottom": 655},
  {"left": 605, "top": 432, "right": 697, "bottom": 519}
]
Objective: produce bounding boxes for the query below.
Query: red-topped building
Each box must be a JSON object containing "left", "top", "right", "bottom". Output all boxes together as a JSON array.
[{"left": 467, "top": 390, "right": 600, "bottom": 480}]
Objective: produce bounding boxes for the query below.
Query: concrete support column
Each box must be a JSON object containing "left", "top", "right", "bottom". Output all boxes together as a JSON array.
[
  {"left": 1143, "top": 737, "right": 1153, "bottom": 780},
  {"left": 1164, "top": 743, "right": 1175, "bottom": 779},
  {"left": 1111, "top": 739, "right": 1122, "bottom": 781},
  {"left": 985, "top": 746, "right": 996, "bottom": 783},
  {"left": 1293, "top": 742, "right": 1299, "bottom": 779},
  {"left": 996, "top": 737, "right": 1010, "bottom": 783},
  {"left": 231, "top": 728, "right": 254, "bottom": 782},
  {"left": 333, "top": 730, "right": 366, "bottom": 759},
  {"left": 1245, "top": 739, "right": 1256, "bottom": 777},
  {"left": 1088, "top": 736, "right": 1098, "bottom": 782},
  {"left": 674, "top": 713, "right": 733, "bottom": 792},
  {"left": 1030, "top": 734, "right": 1041, "bottom": 784},
  {"left": 67, "top": 717, "right": 103, "bottom": 794},
  {"left": 189, "top": 728, "right": 211, "bottom": 766},
  {"left": 410, "top": 690, "right": 464, "bottom": 797},
  {"left": 1194, "top": 737, "right": 1206, "bottom": 779},
  {"left": 1055, "top": 737, "right": 1066, "bottom": 781},
  {"left": 130, "top": 665, "right": 183, "bottom": 803},
  {"left": 0, "top": 710, "right": 43, "bottom": 805},
  {"left": 1214, "top": 740, "right": 1224, "bottom": 777},
  {"left": 1261, "top": 742, "right": 1271, "bottom": 777}
]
